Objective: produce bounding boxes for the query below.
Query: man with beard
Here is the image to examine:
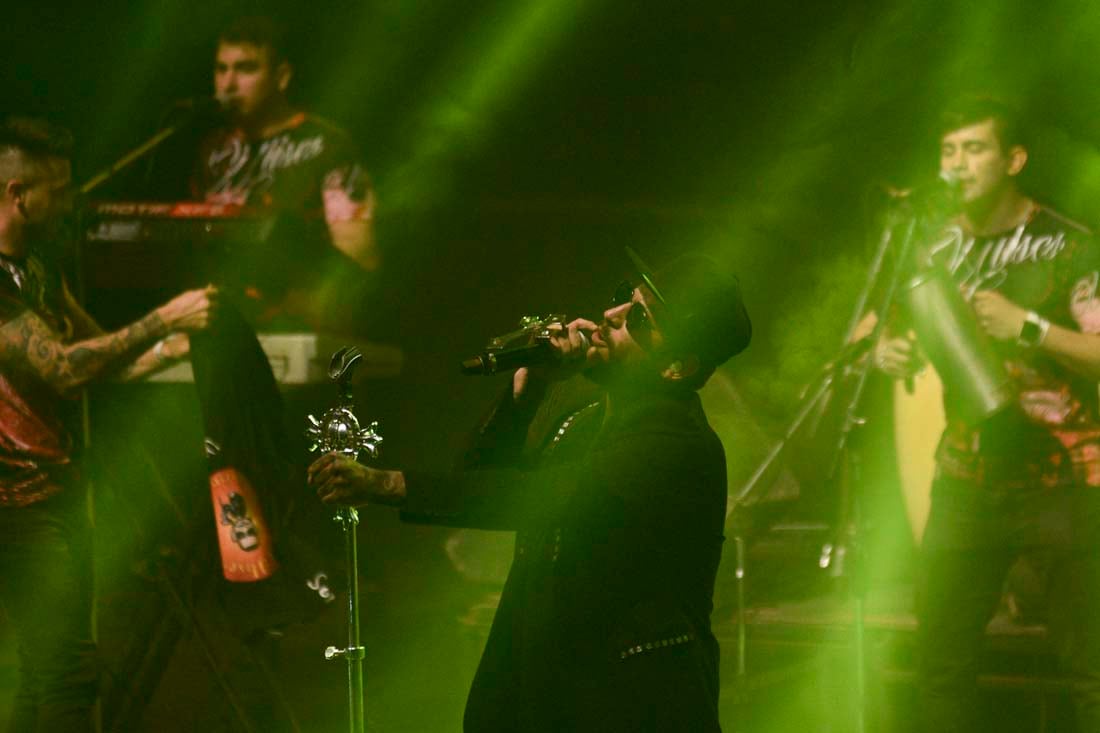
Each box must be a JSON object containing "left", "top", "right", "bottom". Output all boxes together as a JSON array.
[
  {"left": 189, "top": 15, "right": 377, "bottom": 333},
  {"left": 309, "top": 249, "right": 751, "bottom": 732},
  {"left": 0, "top": 117, "right": 217, "bottom": 732},
  {"left": 874, "top": 97, "right": 1100, "bottom": 731}
]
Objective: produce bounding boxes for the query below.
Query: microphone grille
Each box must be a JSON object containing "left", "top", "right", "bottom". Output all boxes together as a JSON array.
[{"left": 577, "top": 329, "right": 592, "bottom": 352}]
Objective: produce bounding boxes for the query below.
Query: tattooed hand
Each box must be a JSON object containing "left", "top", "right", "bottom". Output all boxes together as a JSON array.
[
  {"left": 308, "top": 452, "right": 406, "bottom": 508},
  {"left": 157, "top": 285, "right": 219, "bottom": 333}
]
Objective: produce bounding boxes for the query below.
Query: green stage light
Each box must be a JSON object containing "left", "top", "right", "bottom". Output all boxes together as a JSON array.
[{"left": 382, "top": 0, "right": 590, "bottom": 211}]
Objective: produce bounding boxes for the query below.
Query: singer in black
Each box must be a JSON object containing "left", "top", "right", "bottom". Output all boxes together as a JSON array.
[
  {"left": 309, "top": 250, "right": 751, "bottom": 732},
  {"left": 874, "top": 97, "right": 1100, "bottom": 731},
  {"left": 189, "top": 15, "right": 377, "bottom": 332}
]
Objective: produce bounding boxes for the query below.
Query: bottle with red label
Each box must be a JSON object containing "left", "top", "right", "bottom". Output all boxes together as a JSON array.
[{"left": 206, "top": 438, "right": 278, "bottom": 582}]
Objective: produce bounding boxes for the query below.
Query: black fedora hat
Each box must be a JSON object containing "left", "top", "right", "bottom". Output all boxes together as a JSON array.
[{"left": 626, "top": 246, "right": 751, "bottom": 367}]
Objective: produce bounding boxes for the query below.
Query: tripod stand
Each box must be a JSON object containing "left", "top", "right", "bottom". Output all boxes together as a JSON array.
[{"left": 730, "top": 211, "right": 921, "bottom": 732}]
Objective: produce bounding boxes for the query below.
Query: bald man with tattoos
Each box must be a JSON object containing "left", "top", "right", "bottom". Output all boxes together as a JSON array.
[{"left": 0, "top": 117, "right": 216, "bottom": 733}]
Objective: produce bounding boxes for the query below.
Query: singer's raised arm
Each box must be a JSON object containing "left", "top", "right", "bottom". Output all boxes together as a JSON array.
[{"left": 310, "top": 386, "right": 724, "bottom": 538}]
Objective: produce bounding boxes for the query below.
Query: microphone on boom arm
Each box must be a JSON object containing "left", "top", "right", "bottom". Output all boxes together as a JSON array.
[
  {"left": 882, "top": 171, "right": 963, "bottom": 214},
  {"left": 166, "top": 96, "right": 227, "bottom": 127}
]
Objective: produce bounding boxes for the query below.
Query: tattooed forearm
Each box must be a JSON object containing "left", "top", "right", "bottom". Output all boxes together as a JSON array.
[
  {"left": 115, "top": 333, "right": 188, "bottom": 382},
  {"left": 114, "top": 346, "right": 164, "bottom": 383},
  {"left": 0, "top": 309, "right": 169, "bottom": 395}
]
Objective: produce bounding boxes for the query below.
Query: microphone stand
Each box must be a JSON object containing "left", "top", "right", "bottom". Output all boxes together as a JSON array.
[
  {"left": 72, "top": 106, "right": 205, "bottom": 733},
  {"left": 306, "top": 347, "right": 383, "bottom": 733},
  {"left": 730, "top": 208, "right": 920, "bottom": 733},
  {"left": 75, "top": 106, "right": 200, "bottom": 458},
  {"left": 79, "top": 125, "right": 183, "bottom": 196},
  {"left": 79, "top": 102, "right": 218, "bottom": 196}
]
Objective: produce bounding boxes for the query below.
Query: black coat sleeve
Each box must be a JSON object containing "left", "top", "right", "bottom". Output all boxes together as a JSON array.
[{"left": 401, "top": 393, "right": 726, "bottom": 538}]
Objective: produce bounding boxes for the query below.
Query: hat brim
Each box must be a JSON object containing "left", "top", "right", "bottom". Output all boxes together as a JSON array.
[{"left": 625, "top": 245, "right": 667, "bottom": 306}]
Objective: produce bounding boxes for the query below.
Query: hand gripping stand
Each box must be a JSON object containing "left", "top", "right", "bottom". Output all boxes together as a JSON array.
[{"left": 306, "top": 346, "right": 383, "bottom": 733}]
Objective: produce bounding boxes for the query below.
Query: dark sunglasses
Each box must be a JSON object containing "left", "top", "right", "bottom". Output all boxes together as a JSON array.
[{"left": 611, "top": 281, "right": 654, "bottom": 349}]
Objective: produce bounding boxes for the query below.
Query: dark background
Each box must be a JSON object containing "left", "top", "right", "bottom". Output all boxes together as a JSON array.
[{"left": 3, "top": 0, "right": 1100, "bottom": 730}]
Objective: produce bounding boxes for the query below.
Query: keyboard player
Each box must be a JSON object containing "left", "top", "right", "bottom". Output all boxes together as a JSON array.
[{"left": 187, "top": 15, "right": 378, "bottom": 335}]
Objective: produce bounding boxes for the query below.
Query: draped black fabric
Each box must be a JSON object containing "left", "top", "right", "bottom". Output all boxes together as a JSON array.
[
  {"left": 189, "top": 304, "right": 336, "bottom": 633},
  {"left": 189, "top": 303, "right": 290, "bottom": 522}
]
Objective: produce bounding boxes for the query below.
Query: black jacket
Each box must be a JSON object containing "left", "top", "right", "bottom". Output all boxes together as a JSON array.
[{"left": 402, "top": 376, "right": 727, "bottom": 732}]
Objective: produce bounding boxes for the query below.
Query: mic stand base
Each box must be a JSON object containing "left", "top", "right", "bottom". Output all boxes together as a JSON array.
[{"left": 324, "top": 507, "right": 366, "bottom": 733}]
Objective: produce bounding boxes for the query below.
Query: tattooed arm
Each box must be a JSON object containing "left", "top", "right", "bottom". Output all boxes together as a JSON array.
[
  {"left": 114, "top": 333, "right": 190, "bottom": 382},
  {"left": 61, "top": 282, "right": 197, "bottom": 382},
  {"left": 0, "top": 285, "right": 217, "bottom": 396},
  {"left": 0, "top": 308, "right": 167, "bottom": 395}
]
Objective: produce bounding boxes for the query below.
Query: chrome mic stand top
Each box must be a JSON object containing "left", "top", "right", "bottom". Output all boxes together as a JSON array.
[{"left": 306, "top": 346, "right": 382, "bottom": 733}]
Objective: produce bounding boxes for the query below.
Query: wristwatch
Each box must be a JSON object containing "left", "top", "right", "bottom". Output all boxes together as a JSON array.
[{"left": 1017, "top": 311, "right": 1050, "bottom": 348}]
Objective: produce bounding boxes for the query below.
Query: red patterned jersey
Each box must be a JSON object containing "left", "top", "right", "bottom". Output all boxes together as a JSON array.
[
  {"left": 0, "top": 253, "right": 77, "bottom": 506},
  {"left": 928, "top": 206, "right": 1100, "bottom": 488}
]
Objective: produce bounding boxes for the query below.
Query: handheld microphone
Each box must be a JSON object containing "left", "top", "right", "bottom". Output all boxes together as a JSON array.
[{"left": 461, "top": 330, "right": 592, "bottom": 376}]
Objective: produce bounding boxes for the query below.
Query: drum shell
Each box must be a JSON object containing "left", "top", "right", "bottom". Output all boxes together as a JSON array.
[{"left": 904, "top": 270, "right": 1016, "bottom": 424}]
